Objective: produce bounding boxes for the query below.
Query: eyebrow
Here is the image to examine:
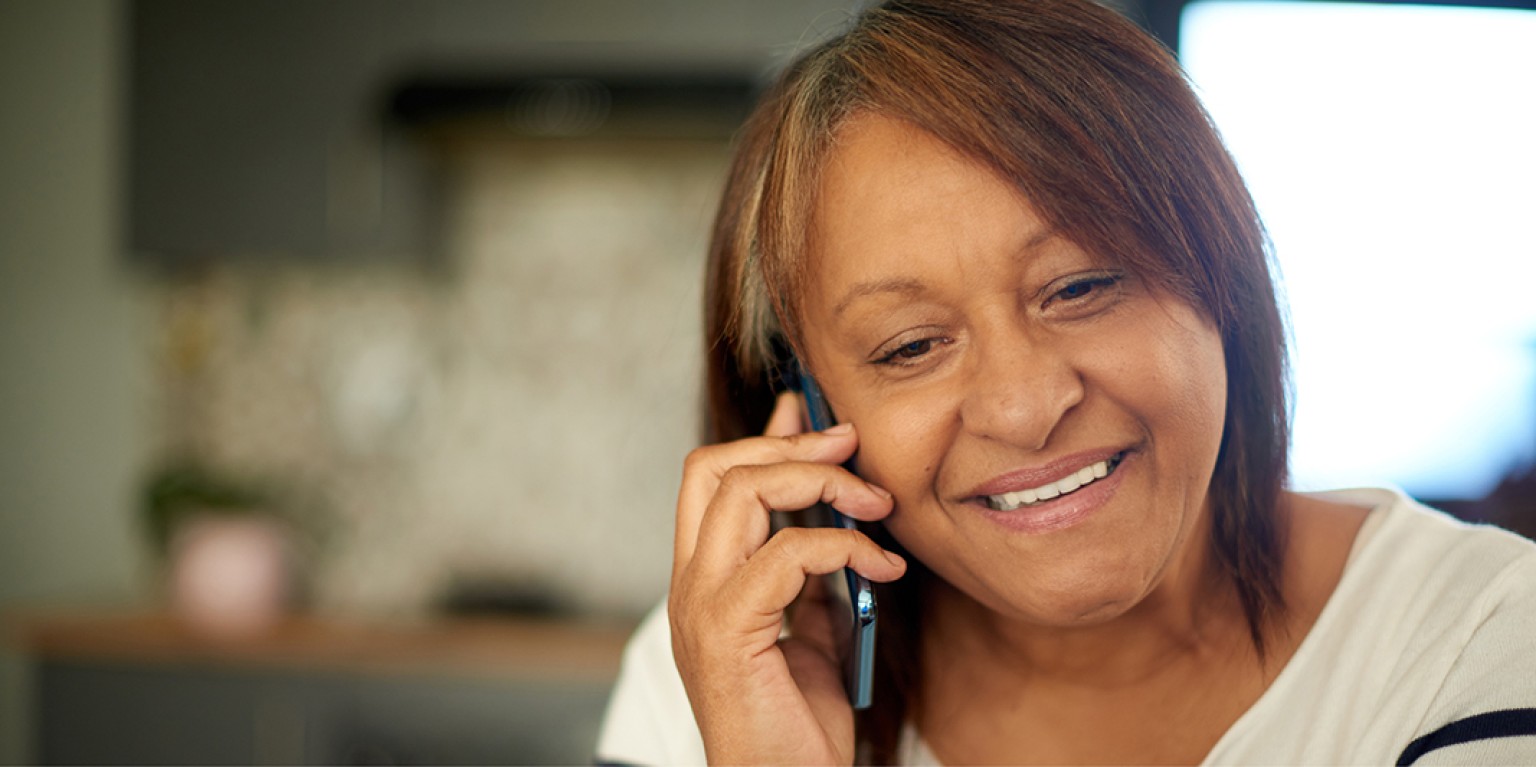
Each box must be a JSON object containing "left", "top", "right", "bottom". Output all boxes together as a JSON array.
[
  {"left": 830, "top": 228, "right": 1059, "bottom": 318},
  {"left": 832, "top": 278, "right": 926, "bottom": 318}
]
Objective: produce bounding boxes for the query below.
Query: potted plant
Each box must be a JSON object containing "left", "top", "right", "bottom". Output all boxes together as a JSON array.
[{"left": 139, "top": 461, "right": 315, "bottom": 638}]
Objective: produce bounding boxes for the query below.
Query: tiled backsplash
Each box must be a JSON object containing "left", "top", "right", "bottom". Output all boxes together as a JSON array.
[{"left": 159, "top": 136, "right": 730, "bottom": 619}]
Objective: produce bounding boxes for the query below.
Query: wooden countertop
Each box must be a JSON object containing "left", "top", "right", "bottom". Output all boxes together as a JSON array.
[{"left": 5, "top": 609, "right": 637, "bottom": 683}]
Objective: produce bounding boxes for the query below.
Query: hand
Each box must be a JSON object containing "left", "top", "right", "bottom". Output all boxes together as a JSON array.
[{"left": 669, "top": 392, "right": 906, "bottom": 765}]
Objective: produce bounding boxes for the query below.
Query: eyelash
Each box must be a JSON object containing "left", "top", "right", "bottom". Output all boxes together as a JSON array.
[
  {"left": 873, "top": 337, "right": 945, "bottom": 367},
  {"left": 1044, "top": 271, "right": 1123, "bottom": 310},
  {"left": 868, "top": 272, "right": 1123, "bottom": 368}
]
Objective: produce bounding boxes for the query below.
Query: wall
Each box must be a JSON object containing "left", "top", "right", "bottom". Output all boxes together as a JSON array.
[
  {"left": 0, "top": 0, "right": 148, "bottom": 607},
  {"left": 164, "top": 134, "right": 724, "bottom": 619},
  {"left": 0, "top": 0, "right": 153, "bottom": 762},
  {"left": 0, "top": 1, "right": 838, "bottom": 759}
]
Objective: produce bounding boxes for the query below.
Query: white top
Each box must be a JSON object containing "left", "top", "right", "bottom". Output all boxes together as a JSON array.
[{"left": 596, "top": 488, "right": 1536, "bottom": 765}]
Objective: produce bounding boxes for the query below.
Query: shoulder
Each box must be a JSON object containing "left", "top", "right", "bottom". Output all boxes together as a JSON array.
[
  {"left": 1348, "top": 487, "right": 1533, "bottom": 612},
  {"left": 1317, "top": 487, "right": 1535, "bottom": 659},
  {"left": 1282, "top": 487, "right": 1534, "bottom": 669},
  {"left": 1376, "top": 496, "right": 1536, "bottom": 764},
  {"left": 1316, "top": 488, "right": 1536, "bottom": 764},
  {"left": 595, "top": 600, "right": 708, "bottom": 766},
  {"left": 1210, "top": 488, "right": 1536, "bottom": 765},
  {"left": 1304, "top": 486, "right": 1532, "bottom": 597}
]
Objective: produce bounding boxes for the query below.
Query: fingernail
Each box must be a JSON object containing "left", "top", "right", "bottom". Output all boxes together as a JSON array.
[
  {"left": 883, "top": 550, "right": 905, "bottom": 567},
  {"left": 824, "top": 422, "right": 853, "bottom": 435},
  {"left": 868, "top": 483, "right": 892, "bottom": 500}
]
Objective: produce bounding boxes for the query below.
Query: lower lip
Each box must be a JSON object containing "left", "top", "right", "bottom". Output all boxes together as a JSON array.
[{"left": 975, "top": 453, "right": 1130, "bottom": 534}]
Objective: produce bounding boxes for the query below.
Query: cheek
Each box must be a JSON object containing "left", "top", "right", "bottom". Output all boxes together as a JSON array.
[
  {"left": 1092, "top": 305, "right": 1226, "bottom": 449},
  {"left": 1148, "top": 318, "right": 1227, "bottom": 459},
  {"left": 845, "top": 389, "right": 956, "bottom": 499},
  {"left": 831, "top": 383, "right": 969, "bottom": 573}
]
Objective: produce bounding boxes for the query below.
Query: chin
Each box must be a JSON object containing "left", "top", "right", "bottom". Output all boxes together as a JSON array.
[
  {"left": 941, "top": 558, "right": 1156, "bottom": 629},
  {"left": 1011, "top": 582, "right": 1146, "bottom": 627}
]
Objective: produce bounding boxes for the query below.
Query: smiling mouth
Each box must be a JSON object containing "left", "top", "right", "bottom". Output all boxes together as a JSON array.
[{"left": 981, "top": 452, "right": 1127, "bottom": 511}]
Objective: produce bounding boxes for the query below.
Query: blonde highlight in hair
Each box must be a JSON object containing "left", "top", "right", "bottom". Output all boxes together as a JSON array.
[{"left": 727, "top": 42, "right": 866, "bottom": 377}]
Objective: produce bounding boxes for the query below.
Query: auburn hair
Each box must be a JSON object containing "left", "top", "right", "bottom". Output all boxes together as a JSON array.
[{"left": 700, "top": 0, "right": 1290, "bottom": 760}]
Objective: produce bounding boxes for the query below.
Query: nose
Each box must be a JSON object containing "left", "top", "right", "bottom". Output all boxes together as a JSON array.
[{"left": 958, "top": 328, "right": 1085, "bottom": 451}]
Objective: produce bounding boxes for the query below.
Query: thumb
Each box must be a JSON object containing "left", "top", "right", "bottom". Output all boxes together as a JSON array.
[{"left": 763, "top": 390, "right": 805, "bottom": 438}]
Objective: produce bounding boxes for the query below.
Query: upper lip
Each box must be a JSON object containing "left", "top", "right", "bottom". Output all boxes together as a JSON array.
[{"left": 962, "top": 447, "right": 1130, "bottom": 499}]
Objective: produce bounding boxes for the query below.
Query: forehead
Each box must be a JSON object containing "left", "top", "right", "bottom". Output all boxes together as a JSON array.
[
  {"left": 815, "top": 113, "right": 1017, "bottom": 225},
  {"left": 805, "top": 114, "right": 1052, "bottom": 305}
]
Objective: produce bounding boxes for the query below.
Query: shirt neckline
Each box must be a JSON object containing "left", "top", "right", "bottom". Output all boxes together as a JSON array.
[
  {"left": 1196, "top": 487, "right": 1399, "bottom": 763},
  {"left": 900, "top": 487, "right": 1403, "bottom": 766}
]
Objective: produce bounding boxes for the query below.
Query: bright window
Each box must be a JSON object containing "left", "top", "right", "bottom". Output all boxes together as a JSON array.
[{"left": 1180, "top": 1, "right": 1536, "bottom": 499}]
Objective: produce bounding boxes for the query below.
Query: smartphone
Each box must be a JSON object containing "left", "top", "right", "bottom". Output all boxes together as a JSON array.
[{"left": 792, "top": 361, "right": 877, "bottom": 710}]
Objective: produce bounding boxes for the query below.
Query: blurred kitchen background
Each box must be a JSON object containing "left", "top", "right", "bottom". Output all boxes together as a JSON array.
[{"left": 1, "top": 0, "right": 1532, "bottom": 764}]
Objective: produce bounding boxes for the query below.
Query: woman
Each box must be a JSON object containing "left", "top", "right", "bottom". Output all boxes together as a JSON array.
[{"left": 597, "top": 1, "right": 1536, "bottom": 763}]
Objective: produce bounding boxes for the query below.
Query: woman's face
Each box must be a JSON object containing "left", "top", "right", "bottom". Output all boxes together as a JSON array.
[{"left": 799, "top": 114, "right": 1228, "bottom": 627}]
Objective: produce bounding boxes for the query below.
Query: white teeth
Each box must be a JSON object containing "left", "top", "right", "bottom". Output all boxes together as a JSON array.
[{"left": 986, "top": 456, "right": 1120, "bottom": 511}]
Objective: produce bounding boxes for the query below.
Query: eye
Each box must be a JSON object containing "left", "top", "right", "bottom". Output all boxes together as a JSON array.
[
  {"left": 893, "top": 339, "right": 932, "bottom": 359},
  {"left": 1042, "top": 271, "right": 1124, "bottom": 314},
  {"left": 1056, "top": 275, "right": 1114, "bottom": 300},
  {"left": 872, "top": 336, "right": 946, "bottom": 367},
  {"left": 1058, "top": 281, "right": 1097, "bottom": 299}
]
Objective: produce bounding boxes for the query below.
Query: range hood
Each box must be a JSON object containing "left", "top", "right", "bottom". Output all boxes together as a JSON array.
[{"left": 386, "top": 73, "right": 758, "bottom": 138}]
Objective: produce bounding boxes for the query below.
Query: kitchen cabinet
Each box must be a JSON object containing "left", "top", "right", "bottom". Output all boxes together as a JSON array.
[
  {"left": 125, "top": 0, "right": 861, "bottom": 268},
  {"left": 14, "top": 610, "right": 633, "bottom": 764},
  {"left": 128, "top": 0, "right": 437, "bottom": 267}
]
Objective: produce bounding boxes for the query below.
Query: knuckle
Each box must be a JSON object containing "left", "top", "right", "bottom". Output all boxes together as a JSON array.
[
  {"left": 667, "top": 577, "right": 693, "bottom": 610},
  {"left": 829, "top": 527, "right": 866, "bottom": 562},
  {"left": 667, "top": 593, "right": 685, "bottom": 628},
  {"left": 761, "top": 527, "right": 795, "bottom": 561},
  {"left": 669, "top": 587, "right": 710, "bottom": 630},
  {"left": 715, "top": 464, "right": 760, "bottom": 495},
  {"left": 832, "top": 526, "right": 860, "bottom": 546},
  {"left": 681, "top": 446, "right": 716, "bottom": 476},
  {"left": 767, "top": 526, "right": 815, "bottom": 561}
]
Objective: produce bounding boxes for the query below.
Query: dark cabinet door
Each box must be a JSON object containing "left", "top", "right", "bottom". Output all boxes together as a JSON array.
[{"left": 37, "top": 659, "right": 614, "bottom": 765}]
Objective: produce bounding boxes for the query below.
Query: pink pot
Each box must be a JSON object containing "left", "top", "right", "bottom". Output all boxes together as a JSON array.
[{"left": 169, "top": 514, "right": 291, "bottom": 638}]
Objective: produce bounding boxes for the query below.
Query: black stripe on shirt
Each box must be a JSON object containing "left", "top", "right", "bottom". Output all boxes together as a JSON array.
[{"left": 1397, "top": 708, "right": 1536, "bottom": 766}]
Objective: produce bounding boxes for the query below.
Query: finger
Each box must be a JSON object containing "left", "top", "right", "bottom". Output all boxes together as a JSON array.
[
  {"left": 786, "top": 572, "right": 841, "bottom": 662},
  {"left": 763, "top": 391, "right": 804, "bottom": 438},
  {"left": 725, "top": 526, "right": 904, "bottom": 628},
  {"left": 682, "top": 426, "right": 858, "bottom": 515},
  {"left": 673, "top": 425, "right": 866, "bottom": 571},
  {"left": 691, "top": 462, "right": 894, "bottom": 579}
]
